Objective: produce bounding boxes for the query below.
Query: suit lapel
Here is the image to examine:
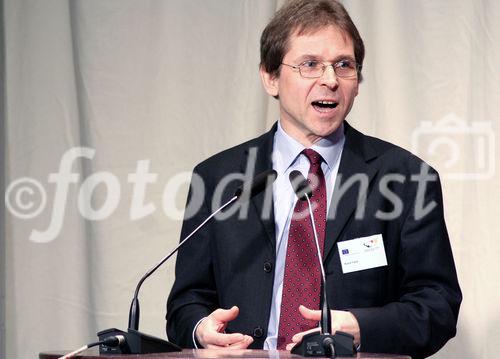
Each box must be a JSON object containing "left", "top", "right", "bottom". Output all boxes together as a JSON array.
[
  {"left": 241, "top": 124, "right": 277, "bottom": 249},
  {"left": 323, "top": 123, "right": 379, "bottom": 260}
]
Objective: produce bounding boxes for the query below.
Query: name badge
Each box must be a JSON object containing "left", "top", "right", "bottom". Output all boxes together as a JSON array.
[{"left": 337, "top": 234, "right": 387, "bottom": 274}]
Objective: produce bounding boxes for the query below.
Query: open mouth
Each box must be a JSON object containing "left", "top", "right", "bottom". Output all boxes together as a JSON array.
[{"left": 312, "top": 100, "right": 338, "bottom": 112}]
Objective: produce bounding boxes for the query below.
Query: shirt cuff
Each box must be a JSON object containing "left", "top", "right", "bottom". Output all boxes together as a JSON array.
[{"left": 192, "top": 317, "right": 207, "bottom": 349}]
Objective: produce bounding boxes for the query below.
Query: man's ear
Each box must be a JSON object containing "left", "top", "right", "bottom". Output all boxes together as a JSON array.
[{"left": 259, "top": 66, "right": 279, "bottom": 97}]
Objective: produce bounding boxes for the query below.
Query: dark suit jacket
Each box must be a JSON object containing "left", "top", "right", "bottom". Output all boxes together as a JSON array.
[{"left": 166, "top": 122, "right": 461, "bottom": 358}]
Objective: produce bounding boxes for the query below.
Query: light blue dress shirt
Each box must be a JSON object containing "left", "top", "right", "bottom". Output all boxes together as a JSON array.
[{"left": 264, "top": 121, "right": 345, "bottom": 349}]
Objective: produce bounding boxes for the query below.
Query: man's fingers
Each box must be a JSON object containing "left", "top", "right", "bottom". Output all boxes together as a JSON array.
[
  {"left": 196, "top": 307, "right": 244, "bottom": 348},
  {"left": 211, "top": 306, "right": 240, "bottom": 323},
  {"left": 204, "top": 334, "right": 253, "bottom": 349},
  {"left": 204, "top": 331, "right": 247, "bottom": 347},
  {"left": 298, "top": 305, "right": 321, "bottom": 321},
  {"left": 291, "top": 327, "right": 320, "bottom": 343},
  {"left": 286, "top": 343, "right": 297, "bottom": 351},
  {"left": 206, "top": 339, "right": 252, "bottom": 350},
  {"left": 226, "top": 335, "right": 254, "bottom": 349}
]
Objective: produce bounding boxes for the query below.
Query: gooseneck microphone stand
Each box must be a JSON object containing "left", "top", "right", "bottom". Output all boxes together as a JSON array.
[
  {"left": 288, "top": 170, "right": 355, "bottom": 358},
  {"left": 97, "top": 169, "right": 277, "bottom": 355}
]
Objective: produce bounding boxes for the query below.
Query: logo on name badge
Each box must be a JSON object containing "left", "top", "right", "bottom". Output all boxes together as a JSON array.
[
  {"left": 341, "top": 249, "right": 349, "bottom": 255},
  {"left": 363, "top": 238, "right": 379, "bottom": 248}
]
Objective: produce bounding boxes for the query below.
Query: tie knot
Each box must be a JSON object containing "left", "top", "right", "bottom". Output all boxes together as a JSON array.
[{"left": 302, "top": 149, "right": 323, "bottom": 166}]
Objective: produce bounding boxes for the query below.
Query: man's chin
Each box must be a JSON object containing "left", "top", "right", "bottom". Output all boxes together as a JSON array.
[{"left": 311, "top": 120, "right": 343, "bottom": 138}]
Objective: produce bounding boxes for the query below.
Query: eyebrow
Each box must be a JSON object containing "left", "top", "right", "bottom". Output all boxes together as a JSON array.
[{"left": 293, "top": 54, "right": 356, "bottom": 63}]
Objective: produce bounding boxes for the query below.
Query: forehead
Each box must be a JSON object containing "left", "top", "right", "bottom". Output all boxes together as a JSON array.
[{"left": 284, "top": 25, "right": 355, "bottom": 61}]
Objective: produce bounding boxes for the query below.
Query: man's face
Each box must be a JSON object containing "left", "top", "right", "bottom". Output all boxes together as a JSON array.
[{"left": 261, "top": 25, "right": 359, "bottom": 146}]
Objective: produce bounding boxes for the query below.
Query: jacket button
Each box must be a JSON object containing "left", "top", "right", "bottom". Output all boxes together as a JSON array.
[
  {"left": 253, "top": 326, "right": 264, "bottom": 338},
  {"left": 263, "top": 261, "right": 273, "bottom": 273}
]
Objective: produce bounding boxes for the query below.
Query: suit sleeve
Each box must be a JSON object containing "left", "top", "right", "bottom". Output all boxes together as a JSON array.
[
  {"left": 166, "top": 166, "right": 218, "bottom": 347},
  {"left": 350, "top": 168, "right": 462, "bottom": 359}
]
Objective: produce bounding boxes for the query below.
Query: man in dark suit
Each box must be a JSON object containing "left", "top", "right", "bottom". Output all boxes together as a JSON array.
[{"left": 166, "top": 1, "right": 461, "bottom": 358}]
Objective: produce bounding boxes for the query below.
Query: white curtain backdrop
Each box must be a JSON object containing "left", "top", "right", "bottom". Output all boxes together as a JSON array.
[{"left": 2, "top": 1, "right": 499, "bottom": 358}]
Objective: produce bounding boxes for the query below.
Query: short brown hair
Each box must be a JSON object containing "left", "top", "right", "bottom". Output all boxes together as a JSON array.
[{"left": 260, "top": 0, "right": 365, "bottom": 81}]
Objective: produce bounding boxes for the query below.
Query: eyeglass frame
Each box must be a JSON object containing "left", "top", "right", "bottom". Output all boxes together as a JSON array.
[{"left": 280, "top": 59, "right": 361, "bottom": 79}]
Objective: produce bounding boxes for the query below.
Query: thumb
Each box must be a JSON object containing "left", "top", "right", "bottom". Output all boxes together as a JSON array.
[
  {"left": 299, "top": 305, "right": 321, "bottom": 321},
  {"left": 211, "top": 306, "right": 240, "bottom": 323}
]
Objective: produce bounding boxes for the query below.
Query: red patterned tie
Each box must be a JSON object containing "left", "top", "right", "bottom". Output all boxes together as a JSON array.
[{"left": 277, "top": 149, "right": 327, "bottom": 350}]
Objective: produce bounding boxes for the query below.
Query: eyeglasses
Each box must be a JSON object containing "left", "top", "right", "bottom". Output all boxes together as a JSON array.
[{"left": 281, "top": 59, "right": 361, "bottom": 79}]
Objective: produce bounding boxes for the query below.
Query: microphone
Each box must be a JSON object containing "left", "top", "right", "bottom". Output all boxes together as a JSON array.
[
  {"left": 128, "top": 169, "right": 277, "bottom": 332},
  {"left": 288, "top": 170, "right": 355, "bottom": 358},
  {"left": 97, "top": 169, "right": 277, "bottom": 355},
  {"left": 289, "top": 169, "right": 313, "bottom": 200},
  {"left": 289, "top": 171, "right": 330, "bottom": 334},
  {"left": 234, "top": 169, "right": 278, "bottom": 198}
]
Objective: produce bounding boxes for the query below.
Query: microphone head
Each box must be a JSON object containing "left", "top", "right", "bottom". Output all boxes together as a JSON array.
[
  {"left": 234, "top": 169, "right": 277, "bottom": 199},
  {"left": 289, "top": 170, "right": 312, "bottom": 200}
]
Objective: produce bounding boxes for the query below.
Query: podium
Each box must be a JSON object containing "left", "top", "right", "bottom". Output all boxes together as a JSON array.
[{"left": 39, "top": 348, "right": 411, "bottom": 359}]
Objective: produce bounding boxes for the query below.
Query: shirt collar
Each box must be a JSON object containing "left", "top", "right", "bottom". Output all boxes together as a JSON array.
[{"left": 273, "top": 120, "right": 345, "bottom": 174}]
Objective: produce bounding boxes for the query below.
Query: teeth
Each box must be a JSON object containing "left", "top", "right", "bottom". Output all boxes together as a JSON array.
[{"left": 318, "top": 101, "right": 335, "bottom": 105}]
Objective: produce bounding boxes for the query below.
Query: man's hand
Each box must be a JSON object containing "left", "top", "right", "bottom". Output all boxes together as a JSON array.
[
  {"left": 285, "top": 305, "right": 361, "bottom": 351},
  {"left": 195, "top": 306, "right": 254, "bottom": 349}
]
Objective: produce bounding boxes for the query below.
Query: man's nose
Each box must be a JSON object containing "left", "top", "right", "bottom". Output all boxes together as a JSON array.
[{"left": 319, "top": 64, "right": 338, "bottom": 89}]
